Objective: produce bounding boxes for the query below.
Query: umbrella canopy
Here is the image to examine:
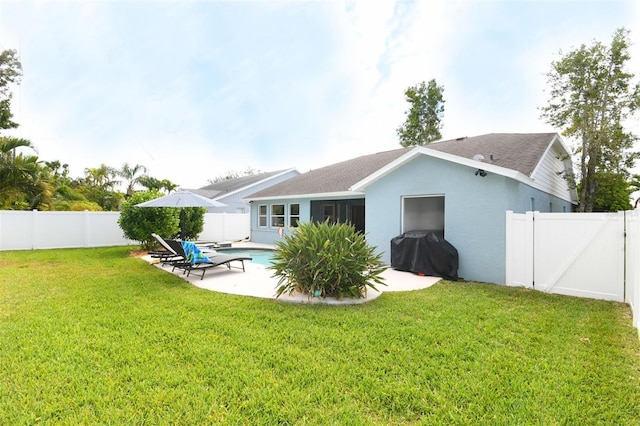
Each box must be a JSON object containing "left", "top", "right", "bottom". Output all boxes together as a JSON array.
[
  {"left": 136, "top": 190, "right": 226, "bottom": 240},
  {"left": 135, "top": 189, "right": 226, "bottom": 208}
]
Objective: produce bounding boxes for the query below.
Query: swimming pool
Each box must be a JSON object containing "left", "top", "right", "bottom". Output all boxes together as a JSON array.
[{"left": 217, "top": 248, "right": 275, "bottom": 266}]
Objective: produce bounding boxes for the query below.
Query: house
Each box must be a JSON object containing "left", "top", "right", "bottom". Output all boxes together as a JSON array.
[
  {"left": 185, "top": 169, "right": 300, "bottom": 214},
  {"left": 245, "top": 133, "right": 577, "bottom": 284}
]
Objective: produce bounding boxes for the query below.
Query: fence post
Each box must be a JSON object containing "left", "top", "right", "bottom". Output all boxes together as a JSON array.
[
  {"left": 505, "top": 211, "right": 514, "bottom": 285},
  {"left": 527, "top": 211, "right": 535, "bottom": 289},
  {"left": 31, "top": 209, "right": 38, "bottom": 250},
  {"left": 84, "top": 210, "right": 90, "bottom": 247}
]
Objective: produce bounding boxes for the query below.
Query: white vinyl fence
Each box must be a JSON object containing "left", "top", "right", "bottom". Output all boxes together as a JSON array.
[
  {"left": 0, "top": 210, "right": 249, "bottom": 251},
  {"left": 199, "top": 212, "right": 250, "bottom": 243},
  {"left": 506, "top": 210, "right": 640, "bottom": 335}
]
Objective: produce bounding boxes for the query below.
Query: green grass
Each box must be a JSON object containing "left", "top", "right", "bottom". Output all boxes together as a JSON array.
[{"left": 1, "top": 246, "right": 639, "bottom": 424}]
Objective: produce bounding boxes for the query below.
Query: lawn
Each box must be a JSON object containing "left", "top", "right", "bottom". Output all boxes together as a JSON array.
[{"left": 1, "top": 246, "right": 639, "bottom": 424}]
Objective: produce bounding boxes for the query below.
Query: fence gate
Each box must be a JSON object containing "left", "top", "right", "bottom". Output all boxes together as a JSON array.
[{"left": 506, "top": 211, "right": 625, "bottom": 302}]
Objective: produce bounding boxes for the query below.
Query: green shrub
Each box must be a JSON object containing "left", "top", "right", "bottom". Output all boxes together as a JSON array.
[
  {"left": 269, "top": 221, "right": 387, "bottom": 299},
  {"left": 118, "top": 191, "right": 180, "bottom": 250},
  {"left": 173, "top": 207, "right": 206, "bottom": 240}
]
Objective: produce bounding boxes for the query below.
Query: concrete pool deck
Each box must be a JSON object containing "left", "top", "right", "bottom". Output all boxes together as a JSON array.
[{"left": 145, "top": 241, "right": 441, "bottom": 304}]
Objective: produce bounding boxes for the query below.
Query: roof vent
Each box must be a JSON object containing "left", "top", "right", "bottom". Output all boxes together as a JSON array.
[
  {"left": 473, "top": 154, "right": 485, "bottom": 162},
  {"left": 456, "top": 136, "right": 467, "bottom": 141}
]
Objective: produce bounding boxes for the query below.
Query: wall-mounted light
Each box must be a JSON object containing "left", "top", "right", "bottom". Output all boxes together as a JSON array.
[{"left": 475, "top": 169, "right": 487, "bottom": 177}]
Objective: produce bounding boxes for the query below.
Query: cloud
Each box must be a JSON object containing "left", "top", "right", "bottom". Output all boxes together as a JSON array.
[{"left": 1, "top": 0, "right": 639, "bottom": 189}]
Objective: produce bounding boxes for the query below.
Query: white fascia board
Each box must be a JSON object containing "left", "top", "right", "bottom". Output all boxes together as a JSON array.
[
  {"left": 217, "top": 168, "right": 300, "bottom": 202},
  {"left": 349, "top": 148, "right": 424, "bottom": 191},
  {"left": 245, "top": 191, "right": 364, "bottom": 202}
]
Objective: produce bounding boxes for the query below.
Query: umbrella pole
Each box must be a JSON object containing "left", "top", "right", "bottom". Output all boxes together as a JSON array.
[{"left": 181, "top": 209, "right": 186, "bottom": 240}]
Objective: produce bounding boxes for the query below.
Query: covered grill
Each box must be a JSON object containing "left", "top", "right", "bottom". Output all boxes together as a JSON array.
[{"left": 390, "top": 231, "right": 459, "bottom": 280}]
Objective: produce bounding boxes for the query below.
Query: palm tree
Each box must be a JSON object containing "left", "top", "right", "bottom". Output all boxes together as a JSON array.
[
  {"left": 0, "top": 136, "right": 52, "bottom": 209},
  {"left": 118, "top": 162, "right": 148, "bottom": 198},
  {"left": 83, "top": 164, "right": 119, "bottom": 190}
]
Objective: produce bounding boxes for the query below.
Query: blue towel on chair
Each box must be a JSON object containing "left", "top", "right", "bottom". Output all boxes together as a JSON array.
[{"left": 182, "top": 241, "right": 213, "bottom": 265}]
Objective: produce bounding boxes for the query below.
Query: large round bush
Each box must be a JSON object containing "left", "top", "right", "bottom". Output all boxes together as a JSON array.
[
  {"left": 269, "top": 221, "right": 387, "bottom": 299},
  {"left": 118, "top": 191, "right": 180, "bottom": 250}
]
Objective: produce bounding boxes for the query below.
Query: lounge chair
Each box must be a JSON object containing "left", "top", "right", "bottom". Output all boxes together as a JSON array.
[
  {"left": 149, "top": 233, "right": 217, "bottom": 265},
  {"left": 164, "top": 239, "right": 252, "bottom": 280}
]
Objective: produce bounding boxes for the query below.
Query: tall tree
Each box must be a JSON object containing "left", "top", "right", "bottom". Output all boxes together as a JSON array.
[
  {"left": 0, "top": 137, "right": 52, "bottom": 209},
  {"left": 78, "top": 164, "right": 122, "bottom": 210},
  {"left": 0, "top": 49, "right": 22, "bottom": 130},
  {"left": 117, "top": 162, "right": 148, "bottom": 198},
  {"left": 138, "top": 176, "right": 178, "bottom": 193},
  {"left": 540, "top": 28, "right": 640, "bottom": 212},
  {"left": 397, "top": 79, "right": 445, "bottom": 147}
]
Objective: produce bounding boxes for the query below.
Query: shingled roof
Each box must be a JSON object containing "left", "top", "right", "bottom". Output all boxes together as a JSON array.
[
  {"left": 427, "top": 133, "right": 558, "bottom": 176},
  {"left": 247, "top": 148, "right": 411, "bottom": 198},
  {"left": 186, "top": 169, "right": 295, "bottom": 199},
  {"left": 246, "top": 133, "right": 559, "bottom": 199}
]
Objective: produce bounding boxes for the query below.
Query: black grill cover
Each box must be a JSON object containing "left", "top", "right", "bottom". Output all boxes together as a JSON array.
[{"left": 390, "top": 231, "right": 459, "bottom": 280}]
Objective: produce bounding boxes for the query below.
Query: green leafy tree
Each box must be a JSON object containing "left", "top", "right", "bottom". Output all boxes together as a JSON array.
[
  {"left": 138, "top": 175, "right": 178, "bottom": 193},
  {"left": 397, "top": 79, "right": 445, "bottom": 147},
  {"left": 589, "top": 171, "right": 633, "bottom": 212},
  {"left": 118, "top": 162, "right": 148, "bottom": 198},
  {"left": 42, "top": 160, "right": 93, "bottom": 210},
  {"left": 0, "top": 49, "right": 22, "bottom": 130},
  {"left": 77, "top": 164, "right": 122, "bottom": 210},
  {"left": 118, "top": 191, "right": 180, "bottom": 250},
  {"left": 0, "top": 136, "right": 52, "bottom": 210},
  {"left": 174, "top": 207, "right": 206, "bottom": 240},
  {"left": 540, "top": 28, "right": 640, "bottom": 212}
]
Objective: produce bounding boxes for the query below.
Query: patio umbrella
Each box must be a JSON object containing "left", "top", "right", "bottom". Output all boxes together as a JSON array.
[{"left": 136, "top": 189, "right": 226, "bottom": 239}]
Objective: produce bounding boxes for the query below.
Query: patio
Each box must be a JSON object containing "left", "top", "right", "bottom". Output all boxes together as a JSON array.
[{"left": 146, "top": 241, "right": 441, "bottom": 304}]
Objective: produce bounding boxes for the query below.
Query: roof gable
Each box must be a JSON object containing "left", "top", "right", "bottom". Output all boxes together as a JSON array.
[
  {"left": 246, "top": 133, "right": 572, "bottom": 201},
  {"left": 186, "top": 169, "right": 298, "bottom": 200}
]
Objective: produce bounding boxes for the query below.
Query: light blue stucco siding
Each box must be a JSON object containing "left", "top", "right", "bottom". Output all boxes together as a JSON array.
[
  {"left": 249, "top": 198, "right": 311, "bottom": 245},
  {"left": 365, "top": 155, "right": 573, "bottom": 284}
]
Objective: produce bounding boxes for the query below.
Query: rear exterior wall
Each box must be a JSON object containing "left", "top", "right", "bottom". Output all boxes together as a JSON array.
[{"left": 364, "top": 155, "right": 573, "bottom": 284}]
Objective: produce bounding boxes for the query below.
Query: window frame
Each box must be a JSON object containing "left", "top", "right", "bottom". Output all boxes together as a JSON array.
[
  {"left": 289, "top": 203, "right": 300, "bottom": 227},
  {"left": 258, "top": 204, "right": 267, "bottom": 228},
  {"left": 271, "top": 204, "right": 285, "bottom": 228}
]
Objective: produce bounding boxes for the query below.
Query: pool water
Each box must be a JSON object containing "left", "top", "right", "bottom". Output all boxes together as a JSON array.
[{"left": 218, "top": 248, "right": 275, "bottom": 266}]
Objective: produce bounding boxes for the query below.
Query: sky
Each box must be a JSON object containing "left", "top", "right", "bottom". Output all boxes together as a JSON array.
[{"left": 0, "top": 0, "right": 639, "bottom": 189}]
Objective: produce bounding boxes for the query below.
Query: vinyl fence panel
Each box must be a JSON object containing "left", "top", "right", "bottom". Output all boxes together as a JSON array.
[
  {"left": 505, "top": 211, "right": 534, "bottom": 288},
  {"left": 533, "top": 212, "right": 624, "bottom": 302},
  {"left": 199, "top": 213, "right": 249, "bottom": 242},
  {"left": 506, "top": 211, "right": 625, "bottom": 302},
  {"left": 0, "top": 210, "right": 133, "bottom": 250},
  {"left": 1, "top": 211, "right": 250, "bottom": 251},
  {"left": 625, "top": 210, "right": 640, "bottom": 334}
]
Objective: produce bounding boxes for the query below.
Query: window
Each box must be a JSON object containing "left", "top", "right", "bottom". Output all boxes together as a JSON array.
[
  {"left": 322, "top": 204, "right": 335, "bottom": 223},
  {"left": 402, "top": 196, "right": 444, "bottom": 234},
  {"left": 258, "top": 205, "right": 267, "bottom": 227},
  {"left": 271, "top": 204, "right": 285, "bottom": 227},
  {"left": 289, "top": 204, "right": 300, "bottom": 227}
]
